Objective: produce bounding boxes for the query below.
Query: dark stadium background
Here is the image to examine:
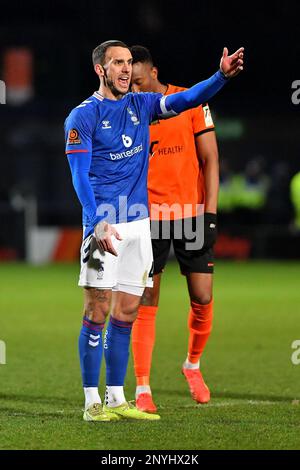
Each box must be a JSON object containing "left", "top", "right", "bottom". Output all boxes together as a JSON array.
[
  {"left": 1, "top": 0, "right": 300, "bottom": 453},
  {"left": 0, "top": 0, "right": 300, "bottom": 261}
]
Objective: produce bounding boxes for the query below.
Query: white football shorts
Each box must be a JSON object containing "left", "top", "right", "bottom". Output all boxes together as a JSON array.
[{"left": 78, "top": 217, "right": 154, "bottom": 296}]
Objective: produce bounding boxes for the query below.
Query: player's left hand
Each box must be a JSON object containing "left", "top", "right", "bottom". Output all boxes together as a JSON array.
[
  {"left": 203, "top": 212, "right": 218, "bottom": 250},
  {"left": 94, "top": 220, "right": 122, "bottom": 256},
  {"left": 220, "top": 47, "right": 244, "bottom": 78}
]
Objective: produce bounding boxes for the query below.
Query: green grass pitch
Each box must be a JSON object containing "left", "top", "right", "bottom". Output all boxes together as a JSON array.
[{"left": 0, "top": 261, "right": 300, "bottom": 450}]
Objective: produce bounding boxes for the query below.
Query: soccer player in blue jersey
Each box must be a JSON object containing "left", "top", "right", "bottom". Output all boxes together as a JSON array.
[{"left": 64, "top": 40, "right": 244, "bottom": 422}]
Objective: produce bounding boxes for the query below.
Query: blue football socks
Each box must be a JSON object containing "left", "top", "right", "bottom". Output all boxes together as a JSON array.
[
  {"left": 104, "top": 316, "right": 133, "bottom": 386},
  {"left": 79, "top": 316, "right": 105, "bottom": 387}
]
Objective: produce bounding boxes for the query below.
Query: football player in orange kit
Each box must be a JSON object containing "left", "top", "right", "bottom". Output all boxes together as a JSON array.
[{"left": 131, "top": 45, "right": 220, "bottom": 412}]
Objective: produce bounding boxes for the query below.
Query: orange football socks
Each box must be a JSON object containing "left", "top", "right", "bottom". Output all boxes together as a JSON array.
[
  {"left": 187, "top": 299, "right": 213, "bottom": 364},
  {"left": 132, "top": 305, "right": 158, "bottom": 385}
]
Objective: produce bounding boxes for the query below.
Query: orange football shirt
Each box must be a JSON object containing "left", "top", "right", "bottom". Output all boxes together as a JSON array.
[{"left": 148, "top": 84, "right": 215, "bottom": 220}]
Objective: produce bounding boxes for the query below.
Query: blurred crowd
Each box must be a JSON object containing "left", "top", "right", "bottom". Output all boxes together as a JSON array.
[{"left": 219, "top": 157, "right": 296, "bottom": 228}]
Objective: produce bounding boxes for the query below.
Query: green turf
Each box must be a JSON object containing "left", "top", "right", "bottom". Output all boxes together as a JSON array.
[{"left": 0, "top": 261, "right": 300, "bottom": 450}]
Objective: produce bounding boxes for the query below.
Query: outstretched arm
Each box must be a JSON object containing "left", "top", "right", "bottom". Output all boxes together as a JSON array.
[{"left": 157, "top": 47, "right": 244, "bottom": 117}]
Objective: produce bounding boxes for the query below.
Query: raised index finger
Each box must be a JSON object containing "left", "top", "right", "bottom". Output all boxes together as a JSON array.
[{"left": 231, "top": 47, "right": 245, "bottom": 59}]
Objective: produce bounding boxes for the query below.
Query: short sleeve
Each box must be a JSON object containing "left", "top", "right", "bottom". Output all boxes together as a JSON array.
[{"left": 192, "top": 103, "right": 215, "bottom": 136}]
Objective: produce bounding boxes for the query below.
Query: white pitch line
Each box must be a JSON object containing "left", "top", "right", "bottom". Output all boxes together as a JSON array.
[
  {"left": 202, "top": 400, "right": 278, "bottom": 408},
  {"left": 180, "top": 400, "right": 289, "bottom": 409}
]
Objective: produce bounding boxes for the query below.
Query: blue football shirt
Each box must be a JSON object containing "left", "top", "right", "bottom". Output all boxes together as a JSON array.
[{"left": 65, "top": 91, "right": 163, "bottom": 236}]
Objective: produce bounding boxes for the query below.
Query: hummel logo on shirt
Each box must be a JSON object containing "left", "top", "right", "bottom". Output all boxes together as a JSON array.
[{"left": 102, "top": 120, "right": 111, "bottom": 129}]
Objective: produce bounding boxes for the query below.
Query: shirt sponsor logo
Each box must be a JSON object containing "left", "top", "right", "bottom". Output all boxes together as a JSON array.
[
  {"left": 110, "top": 144, "right": 143, "bottom": 160},
  {"left": 122, "top": 134, "right": 133, "bottom": 148},
  {"left": 157, "top": 145, "right": 184, "bottom": 156}
]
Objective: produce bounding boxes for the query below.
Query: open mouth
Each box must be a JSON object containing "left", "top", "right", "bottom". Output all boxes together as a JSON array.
[{"left": 118, "top": 77, "right": 129, "bottom": 88}]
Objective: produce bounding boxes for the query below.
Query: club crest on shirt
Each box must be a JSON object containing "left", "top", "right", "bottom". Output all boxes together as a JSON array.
[
  {"left": 67, "top": 128, "right": 81, "bottom": 145},
  {"left": 127, "top": 107, "right": 140, "bottom": 125}
]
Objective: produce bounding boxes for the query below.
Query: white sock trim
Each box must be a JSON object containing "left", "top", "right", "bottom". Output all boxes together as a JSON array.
[
  {"left": 136, "top": 385, "right": 151, "bottom": 398},
  {"left": 105, "top": 386, "right": 126, "bottom": 407},
  {"left": 183, "top": 358, "right": 200, "bottom": 370},
  {"left": 84, "top": 387, "right": 101, "bottom": 409}
]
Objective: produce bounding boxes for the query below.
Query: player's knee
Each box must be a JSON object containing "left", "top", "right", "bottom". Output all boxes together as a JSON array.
[
  {"left": 84, "top": 300, "right": 110, "bottom": 323},
  {"left": 190, "top": 291, "right": 212, "bottom": 305},
  {"left": 122, "top": 298, "right": 140, "bottom": 318},
  {"left": 113, "top": 297, "right": 140, "bottom": 323},
  {"left": 83, "top": 288, "right": 111, "bottom": 323}
]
